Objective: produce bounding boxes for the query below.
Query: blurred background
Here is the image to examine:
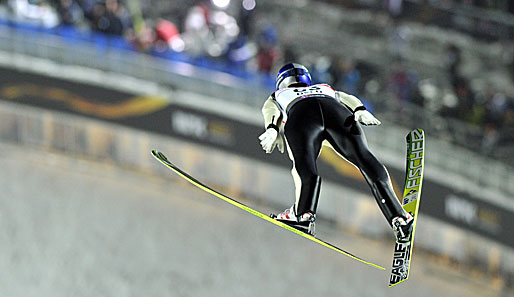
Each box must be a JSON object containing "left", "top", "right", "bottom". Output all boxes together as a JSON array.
[{"left": 0, "top": 0, "right": 513, "bottom": 296}]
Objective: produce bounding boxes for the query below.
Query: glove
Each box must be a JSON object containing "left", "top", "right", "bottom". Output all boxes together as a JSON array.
[
  {"left": 354, "top": 110, "right": 381, "bottom": 126},
  {"left": 258, "top": 128, "right": 284, "bottom": 154}
]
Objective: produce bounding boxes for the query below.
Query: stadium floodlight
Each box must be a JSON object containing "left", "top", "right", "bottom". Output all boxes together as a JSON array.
[
  {"left": 212, "top": 0, "right": 230, "bottom": 9},
  {"left": 242, "top": 0, "right": 256, "bottom": 10}
]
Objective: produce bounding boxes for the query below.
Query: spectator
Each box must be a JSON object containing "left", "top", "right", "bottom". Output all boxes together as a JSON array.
[
  {"left": 8, "top": 0, "right": 60, "bottom": 27},
  {"left": 255, "top": 24, "right": 278, "bottom": 74},
  {"left": 256, "top": 42, "right": 277, "bottom": 74},
  {"left": 453, "top": 77, "right": 476, "bottom": 122},
  {"left": 154, "top": 18, "right": 181, "bottom": 51},
  {"left": 237, "top": 0, "right": 254, "bottom": 36},
  {"left": 90, "top": 0, "right": 124, "bottom": 35},
  {"left": 481, "top": 123, "right": 499, "bottom": 153},
  {"left": 388, "top": 61, "right": 418, "bottom": 107},
  {"left": 386, "top": 0, "right": 403, "bottom": 18},
  {"left": 225, "top": 33, "right": 256, "bottom": 71},
  {"left": 484, "top": 91, "right": 507, "bottom": 128},
  {"left": 340, "top": 58, "right": 361, "bottom": 96},
  {"left": 281, "top": 41, "right": 298, "bottom": 65},
  {"left": 307, "top": 56, "right": 331, "bottom": 85},
  {"left": 502, "top": 92, "right": 514, "bottom": 144},
  {"left": 446, "top": 44, "right": 462, "bottom": 85},
  {"left": 127, "top": 20, "right": 155, "bottom": 52},
  {"left": 182, "top": 3, "right": 210, "bottom": 56},
  {"left": 55, "top": 0, "right": 84, "bottom": 26}
]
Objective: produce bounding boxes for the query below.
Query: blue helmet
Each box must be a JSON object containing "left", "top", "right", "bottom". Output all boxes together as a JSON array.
[{"left": 275, "top": 63, "right": 312, "bottom": 90}]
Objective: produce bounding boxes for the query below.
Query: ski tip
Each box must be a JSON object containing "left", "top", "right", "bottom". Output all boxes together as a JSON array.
[
  {"left": 406, "top": 128, "right": 425, "bottom": 141},
  {"left": 151, "top": 150, "right": 167, "bottom": 160}
]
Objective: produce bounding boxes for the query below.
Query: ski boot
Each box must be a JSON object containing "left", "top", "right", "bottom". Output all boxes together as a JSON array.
[
  {"left": 392, "top": 213, "right": 414, "bottom": 243},
  {"left": 271, "top": 205, "right": 316, "bottom": 236}
]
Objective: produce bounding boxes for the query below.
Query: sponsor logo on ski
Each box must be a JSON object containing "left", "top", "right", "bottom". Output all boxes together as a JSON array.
[
  {"left": 390, "top": 243, "right": 411, "bottom": 284},
  {"left": 406, "top": 131, "right": 423, "bottom": 190},
  {"left": 402, "top": 190, "right": 418, "bottom": 205}
]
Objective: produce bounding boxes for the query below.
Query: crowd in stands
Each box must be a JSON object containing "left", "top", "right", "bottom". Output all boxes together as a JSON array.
[
  {"left": 1, "top": 0, "right": 513, "bottom": 162},
  {"left": 330, "top": 0, "right": 514, "bottom": 40}
]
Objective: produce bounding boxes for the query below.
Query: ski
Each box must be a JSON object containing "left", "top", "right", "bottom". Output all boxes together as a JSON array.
[
  {"left": 152, "top": 150, "right": 385, "bottom": 271},
  {"left": 389, "top": 129, "right": 425, "bottom": 287}
]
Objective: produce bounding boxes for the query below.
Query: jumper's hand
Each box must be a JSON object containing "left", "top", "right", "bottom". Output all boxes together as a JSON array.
[
  {"left": 354, "top": 110, "right": 381, "bottom": 126},
  {"left": 258, "top": 128, "right": 284, "bottom": 154}
]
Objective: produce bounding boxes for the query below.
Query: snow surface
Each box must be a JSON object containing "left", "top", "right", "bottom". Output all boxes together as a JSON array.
[{"left": 0, "top": 143, "right": 500, "bottom": 297}]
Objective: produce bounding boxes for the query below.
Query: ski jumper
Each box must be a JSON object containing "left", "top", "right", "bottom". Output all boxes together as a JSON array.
[{"left": 262, "top": 84, "right": 407, "bottom": 224}]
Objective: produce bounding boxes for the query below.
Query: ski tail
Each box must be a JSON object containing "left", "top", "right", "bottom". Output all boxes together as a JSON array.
[{"left": 389, "top": 129, "right": 425, "bottom": 287}]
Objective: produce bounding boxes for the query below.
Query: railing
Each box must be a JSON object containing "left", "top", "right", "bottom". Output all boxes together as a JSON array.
[
  {"left": 0, "top": 22, "right": 270, "bottom": 108},
  {"left": 0, "top": 22, "right": 513, "bottom": 199}
]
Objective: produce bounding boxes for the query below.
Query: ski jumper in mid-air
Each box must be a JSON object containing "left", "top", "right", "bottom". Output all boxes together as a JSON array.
[{"left": 259, "top": 63, "right": 413, "bottom": 242}]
